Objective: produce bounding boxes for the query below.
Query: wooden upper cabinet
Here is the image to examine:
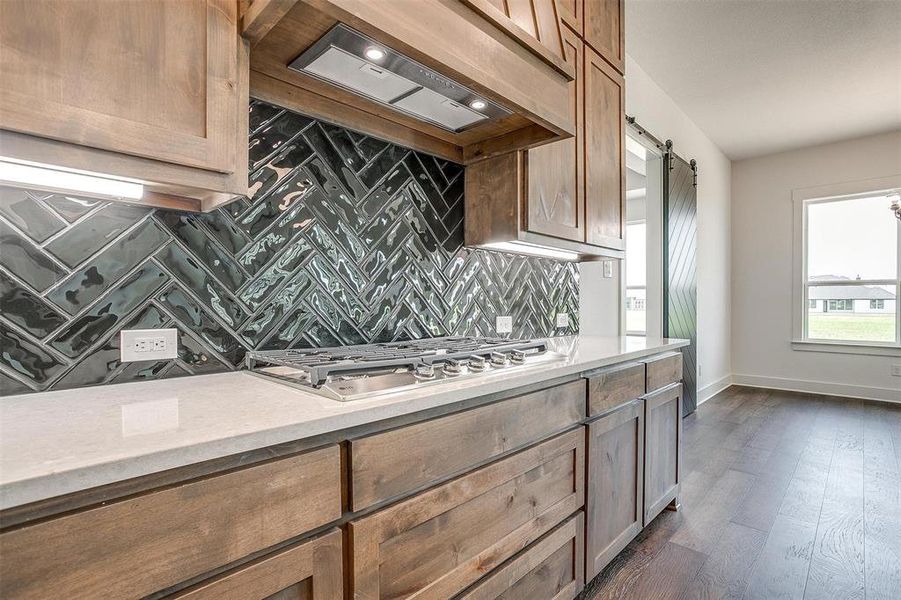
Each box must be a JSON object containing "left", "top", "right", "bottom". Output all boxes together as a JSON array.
[
  {"left": 525, "top": 25, "right": 584, "bottom": 242},
  {"left": 584, "top": 46, "right": 625, "bottom": 250},
  {"left": 584, "top": 0, "right": 625, "bottom": 74},
  {"left": 0, "top": 0, "right": 249, "bottom": 211},
  {"left": 557, "top": 0, "right": 584, "bottom": 35}
]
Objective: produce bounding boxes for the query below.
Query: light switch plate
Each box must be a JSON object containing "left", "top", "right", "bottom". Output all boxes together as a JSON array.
[
  {"left": 496, "top": 316, "right": 513, "bottom": 334},
  {"left": 120, "top": 328, "right": 178, "bottom": 362},
  {"left": 892, "top": 364, "right": 901, "bottom": 377},
  {"left": 556, "top": 313, "right": 570, "bottom": 328},
  {"left": 602, "top": 260, "right": 614, "bottom": 278}
]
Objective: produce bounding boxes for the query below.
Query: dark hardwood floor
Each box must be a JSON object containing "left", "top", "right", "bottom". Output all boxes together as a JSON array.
[{"left": 582, "top": 385, "right": 901, "bottom": 600}]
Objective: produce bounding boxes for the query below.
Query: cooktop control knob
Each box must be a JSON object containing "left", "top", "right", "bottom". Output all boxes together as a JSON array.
[
  {"left": 469, "top": 355, "right": 488, "bottom": 371},
  {"left": 511, "top": 350, "right": 526, "bottom": 364},
  {"left": 490, "top": 351, "right": 508, "bottom": 367},
  {"left": 443, "top": 359, "right": 463, "bottom": 376},
  {"left": 414, "top": 364, "right": 435, "bottom": 380}
]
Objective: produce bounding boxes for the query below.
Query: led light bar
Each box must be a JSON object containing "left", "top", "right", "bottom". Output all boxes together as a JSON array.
[
  {"left": 0, "top": 159, "right": 144, "bottom": 200},
  {"left": 481, "top": 241, "right": 580, "bottom": 261}
]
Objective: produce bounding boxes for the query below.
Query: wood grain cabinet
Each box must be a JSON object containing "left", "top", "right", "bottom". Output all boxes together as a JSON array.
[
  {"left": 171, "top": 529, "right": 344, "bottom": 600},
  {"left": 584, "top": 0, "right": 625, "bottom": 74},
  {"left": 585, "top": 399, "right": 644, "bottom": 580},
  {"left": 465, "top": 22, "right": 626, "bottom": 260},
  {"left": 643, "top": 383, "right": 683, "bottom": 525},
  {"left": 349, "top": 429, "right": 585, "bottom": 599},
  {"left": 586, "top": 361, "right": 645, "bottom": 416},
  {"left": 0, "top": 0, "right": 249, "bottom": 211},
  {"left": 0, "top": 445, "right": 342, "bottom": 600},
  {"left": 644, "top": 351, "right": 683, "bottom": 393},
  {"left": 348, "top": 380, "right": 585, "bottom": 511},
  {"left": 457, "top": 512, "right": 585, "bottom": 600}
]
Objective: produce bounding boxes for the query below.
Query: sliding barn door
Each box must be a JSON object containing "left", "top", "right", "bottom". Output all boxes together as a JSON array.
[{"left": 664, "top": 153, "right": 698, "bottom": 416}]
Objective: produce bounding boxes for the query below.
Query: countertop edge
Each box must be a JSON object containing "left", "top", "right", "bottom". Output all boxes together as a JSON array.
[{"left": 1, "top": 339, "right": 689, "bottom": 511}]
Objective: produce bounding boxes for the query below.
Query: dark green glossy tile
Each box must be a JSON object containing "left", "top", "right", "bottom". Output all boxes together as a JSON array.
[
  {"left": 0, "top": 269, "right": 66, "bottom": 337},
  {"left": 0, "top": 220, "right": 65, "bottom": 292},
  {"left": 0, "top": 187, "right": 65, "bottom": 242},
  {"left": 46, "top": 204, "right": 149, "bottom": 268}
]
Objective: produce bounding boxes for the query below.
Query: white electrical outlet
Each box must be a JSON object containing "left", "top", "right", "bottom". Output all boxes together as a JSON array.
[
  {"left": 120, "top": 328, "right": 178, "bottom": 362},
  {"left": 556, "top": 313, "right": 570, "bottom": 328},
  {"left": 892, "top": 364, "right": 901, "bottom": 377},
  {"left": 602, "top": 260, "right": 614, "bottom": 278},
  {"left": 496, "top": 316, "right": 513, "bottom": 334}
]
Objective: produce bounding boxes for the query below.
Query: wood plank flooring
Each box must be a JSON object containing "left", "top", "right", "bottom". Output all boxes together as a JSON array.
[{"left": 582, "top": 386, "right": 901, "bottom": 600}]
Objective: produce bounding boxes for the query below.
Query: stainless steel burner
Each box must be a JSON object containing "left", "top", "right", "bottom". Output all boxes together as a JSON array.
[{"left": 245, "top": 337, "right": 566, "bottom": 401}]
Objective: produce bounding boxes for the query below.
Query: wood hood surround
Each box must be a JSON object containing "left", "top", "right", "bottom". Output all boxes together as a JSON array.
[{"left": 242, "top": 0, "right": 576, "bottom": 165}]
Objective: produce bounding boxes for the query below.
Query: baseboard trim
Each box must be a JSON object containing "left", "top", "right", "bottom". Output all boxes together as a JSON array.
[
  {"left": 731, "top": 374, "right": 900, "bottom": 404},
  {"left": 697, "top": 374, "right": 733, "bottom": 406}
]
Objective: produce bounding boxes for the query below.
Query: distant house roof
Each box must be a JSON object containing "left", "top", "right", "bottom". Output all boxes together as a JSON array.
[{"left": 808, "top": 275, "right": 896, "bottom": 300}]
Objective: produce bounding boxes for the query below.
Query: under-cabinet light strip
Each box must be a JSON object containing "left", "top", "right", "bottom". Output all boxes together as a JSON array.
[{"left": 0, "top": 159, "right": 144, "bottom": 200}]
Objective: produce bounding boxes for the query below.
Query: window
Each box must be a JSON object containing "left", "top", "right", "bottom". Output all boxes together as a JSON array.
[
  {"left": 826, "top": 299, "right": 853, "bottom": 312},
  {"left": 795, "top": 183, "right": 900, "bottom": 349},
  {"left": 625, "top": 221, "right": 647, "bottom": 334}
]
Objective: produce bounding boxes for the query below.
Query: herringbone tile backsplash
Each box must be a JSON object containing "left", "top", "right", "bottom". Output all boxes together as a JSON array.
[{"left": 0, "top": 100, "right": 579, "bottom": 395}]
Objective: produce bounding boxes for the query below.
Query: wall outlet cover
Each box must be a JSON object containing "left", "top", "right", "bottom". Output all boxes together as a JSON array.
[
  {"left": 602, "top": 260, "right": 614, "bottom": 278},
  {"left": 556, "top": 313, "right": 570, "bottom": 328},
  {"left": 120, "top": 328, "right": 178, "bottom": 362},
  {"left": 892, "top": 364, "right": 901, "bottom": 377},
  {"left": 495, "top": 316, "right": 513, "bottom": 334}
]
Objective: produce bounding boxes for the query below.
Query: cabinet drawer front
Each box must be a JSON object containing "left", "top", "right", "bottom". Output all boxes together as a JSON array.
[
  {"left": 349, "top": 380, "right": 585, "bottom": 511},
  {"left": 644, "top": 352, "right": 683, "bottom": 392},
  {"left": 586, "top": 400, "right": 644, "bottom": 579},
  {"left": 585, "top": 361, "right": 645, "bottom": 416},
  {"left": 350, "top": 429, "right": 585, "bottom": 599},
  {"left": 457, "top": 512, "right": 584, "bottom": 600},
  {"left": 0, "top": 446, "right": 342, "bottom": 600},
  {"left": 644, "top": 384, "right": 683, "bottom": 524},
  {"left": 172, "top": 529, "right": 343, "bottom": 600}
]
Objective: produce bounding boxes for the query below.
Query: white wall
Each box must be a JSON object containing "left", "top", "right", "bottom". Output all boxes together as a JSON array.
[
  {"left": 581, "top": 55, "right": 734, "bottom": 402},
  {"left": 731, "top": 130, "right": 901, "bottom": 402}
]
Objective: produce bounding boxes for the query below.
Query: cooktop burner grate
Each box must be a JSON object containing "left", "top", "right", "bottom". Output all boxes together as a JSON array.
[{"left": 245, "top": 336, "right": 549, "bottom": 387}]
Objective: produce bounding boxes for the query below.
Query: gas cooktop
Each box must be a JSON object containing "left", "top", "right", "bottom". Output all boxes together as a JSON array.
[{"left": 244, "top": 336, "right": 567, "bottom": 401}]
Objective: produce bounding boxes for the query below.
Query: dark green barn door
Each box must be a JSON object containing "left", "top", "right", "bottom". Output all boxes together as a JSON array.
[{"left": 664, "top": 152, "right": 698, "bottom": 416}]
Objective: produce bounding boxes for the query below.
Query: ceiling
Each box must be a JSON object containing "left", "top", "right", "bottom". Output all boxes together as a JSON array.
[{"left": 625, "top": 0, "right": 901, "bottom": 160}]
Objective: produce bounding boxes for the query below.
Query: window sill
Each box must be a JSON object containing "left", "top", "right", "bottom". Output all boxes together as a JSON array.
[{"left": 791, "top": 340, "right": 901, "bottom": 357}]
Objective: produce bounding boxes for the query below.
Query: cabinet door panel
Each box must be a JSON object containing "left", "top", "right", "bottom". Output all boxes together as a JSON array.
[
  {"left": 584, "top": 0, "right": 624, "bottom": 73},
  {"left": 586, "top": 400, "right": 644, "bottom": 579},
  {"left": 525, "top": 26, "right": 584, "bottom": 242},
  {"left": 173, "top": 530, "right": 343, "bottom": 600},
  {"left": 350, "top": 429, "right": 585, "bottom": 599},
  {"left": 584, "top": 47, "right": 625, "bottom": 250},
  {"left": 0, "top": 0, "right": 240, "bottom": 174},
  {"left": 643, "top": 383, "right": 683, "bottom": 524},
  {"left": 558, "top": 0, "right": 584, "bottom": 35}
]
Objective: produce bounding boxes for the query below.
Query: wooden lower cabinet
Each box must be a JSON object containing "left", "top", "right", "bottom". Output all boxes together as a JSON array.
[
  {"left": 643, "top": 383, "right": 683, "bottom": 524},
  {"left": 0, "top": 445, "right": 342, "bottom": 600},
  {"left": 456, "top": 512, "right": 585, "bottom": 600},
  {"left": 349, "top": 380, "right": 585, "bottom": 511},
  {"left": 585, "top": 361, "right": 645, "bottom": 416},
  {"left": 171, "top": 529, "right": 343, "bottom": 600},
  {"left": 349, "top": 428, "right": 585, "bottom": 599},
  {"left": 585, "top": 399, "right": 644, "bottom": 580},
  {"left": 644, "top": 351, "right": 683, "bottom": 393}
]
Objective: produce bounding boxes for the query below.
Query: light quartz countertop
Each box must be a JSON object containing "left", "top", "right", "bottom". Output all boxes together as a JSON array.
[{"left": 0, "top": 335, "right": 688, "bottom": 510}]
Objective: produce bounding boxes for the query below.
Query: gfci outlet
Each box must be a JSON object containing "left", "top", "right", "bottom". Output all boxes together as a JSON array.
[
  {"left": 120, "top": 328, "right": 178, "bottom": 362},
  {"left": 496, "top": 316, "right": 513, "bottom": 334},
  {"left": 892, "top": 364, "right": 901, "bottom": 377},
  {"left": 556, "top": 313, "right": 570, "bottom": 328}
]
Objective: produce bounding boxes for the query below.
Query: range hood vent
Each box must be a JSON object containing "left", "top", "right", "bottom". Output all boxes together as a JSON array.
[{"left": 289, "top": 24, "right": 510, "bottom": 133}]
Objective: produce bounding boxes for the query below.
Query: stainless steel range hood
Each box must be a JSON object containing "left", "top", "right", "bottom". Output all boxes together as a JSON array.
[{"left": 288, "top": 24, "right": 511, "bottom": 133}]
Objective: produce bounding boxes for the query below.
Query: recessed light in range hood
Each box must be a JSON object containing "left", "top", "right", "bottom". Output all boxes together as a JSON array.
[{"left": 289, "top": 24, "right": 511, "bottom": 133}]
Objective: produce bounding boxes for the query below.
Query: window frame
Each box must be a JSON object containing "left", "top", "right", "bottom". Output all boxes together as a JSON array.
[{"left": 791, "top": 175, "right": 901, "bottom": 356}]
